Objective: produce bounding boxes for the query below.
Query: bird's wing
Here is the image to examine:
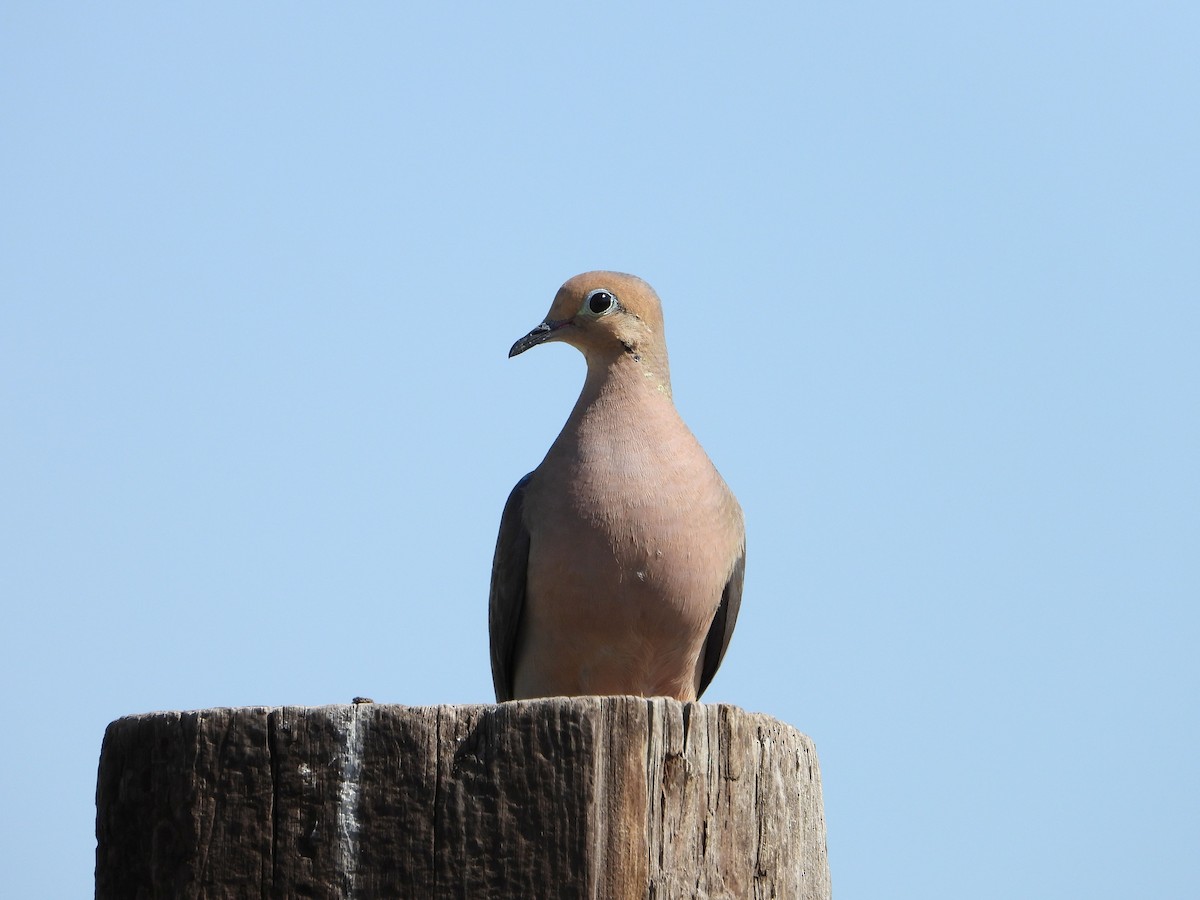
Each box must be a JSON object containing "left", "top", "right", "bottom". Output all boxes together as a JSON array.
[
  {"left": 488, "top": 472, "right": 533, "bottom": 702},
  {"left": 697, "top": 543, "right": 745, "bottom": 698}
]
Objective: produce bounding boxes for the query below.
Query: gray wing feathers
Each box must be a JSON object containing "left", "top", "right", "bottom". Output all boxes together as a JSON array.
[
  {"left": 488, "top": 473, "right": 532, "bottom": 702},
  {"left": 697, "top": 544, "right": 745, "bottom": 698}
]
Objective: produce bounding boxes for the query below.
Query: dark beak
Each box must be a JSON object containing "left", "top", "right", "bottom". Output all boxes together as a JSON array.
[{"left": 509, "top": 320, "right": 568, "bottom": 358}]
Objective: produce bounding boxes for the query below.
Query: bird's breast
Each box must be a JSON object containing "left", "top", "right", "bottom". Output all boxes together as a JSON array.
[
  {"left": 512, "top": 385, "right": 744, "bottom": 699},
  {"left": 524, "top": 409, "right": 741, "bottom": 615}
]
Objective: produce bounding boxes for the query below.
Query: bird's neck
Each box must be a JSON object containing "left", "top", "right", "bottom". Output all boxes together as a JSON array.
[
  {"left": 578, "top": 344, "right": 673, "bottom": 410},
  {"left": 546, "top": 346, "right": 683, "bottom": 472},
  {"left": 552, "top": 348, "right": 674, "bottom": 442}
]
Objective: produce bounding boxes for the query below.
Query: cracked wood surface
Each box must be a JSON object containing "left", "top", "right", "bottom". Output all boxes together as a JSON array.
[{"left": 95, "top": 698, "right": 830, "bottom": 899}]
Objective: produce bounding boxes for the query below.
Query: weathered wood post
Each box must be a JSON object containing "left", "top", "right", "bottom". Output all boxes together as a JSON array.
[{"left": 96, "top": 697, "right": 830, "bottom": 899}]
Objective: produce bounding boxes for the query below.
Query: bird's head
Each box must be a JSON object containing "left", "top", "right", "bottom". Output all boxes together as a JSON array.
[{"left": 509, "top": 271, "right": 668, "bottom": 368}]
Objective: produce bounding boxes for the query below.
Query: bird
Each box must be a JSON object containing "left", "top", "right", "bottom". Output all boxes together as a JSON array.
[{"left": 489, "top": 271, "right": 744, "bottom": 703}]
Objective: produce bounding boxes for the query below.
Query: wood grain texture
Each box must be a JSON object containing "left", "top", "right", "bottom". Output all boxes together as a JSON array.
[{"left": 96, "top": 698, "right": 830, "bottom": 899}]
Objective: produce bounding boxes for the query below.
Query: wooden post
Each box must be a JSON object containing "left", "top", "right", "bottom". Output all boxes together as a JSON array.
[{"left": 96, "top": 697, "right": 830, "bottom": 899}]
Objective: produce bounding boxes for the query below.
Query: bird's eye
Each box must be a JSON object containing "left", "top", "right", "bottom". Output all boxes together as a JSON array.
[{"left": 586, "top": 290, "right": 616, "bottom": 315}]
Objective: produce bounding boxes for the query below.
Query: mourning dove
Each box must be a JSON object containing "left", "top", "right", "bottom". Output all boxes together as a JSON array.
[{"left": 489, "top": 271, "right": 745, "bottom": 703}]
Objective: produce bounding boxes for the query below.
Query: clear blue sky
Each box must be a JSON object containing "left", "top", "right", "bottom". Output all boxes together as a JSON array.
[{"left": 2, "top": 3, "right": 1197, "bottom": 897}]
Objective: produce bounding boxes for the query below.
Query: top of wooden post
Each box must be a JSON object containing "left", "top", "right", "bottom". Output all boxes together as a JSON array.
[{"left": 96, "top": 697, "right": 830, "bottom": 899}]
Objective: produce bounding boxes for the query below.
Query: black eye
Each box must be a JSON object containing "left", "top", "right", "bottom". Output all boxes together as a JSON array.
[{"left": 587, "top": 290, "right": 615, "bottom": 315}]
